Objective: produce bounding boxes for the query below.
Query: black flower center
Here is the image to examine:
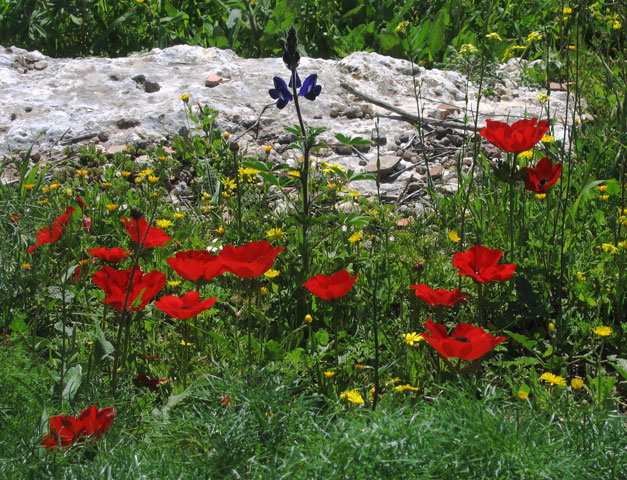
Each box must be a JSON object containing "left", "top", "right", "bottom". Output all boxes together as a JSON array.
[
  {"left": 538, "top": 178, "right": 549, "bottom": 187},
  {"left": 453, "top": 336, "right": 471, "bottom": 343}
]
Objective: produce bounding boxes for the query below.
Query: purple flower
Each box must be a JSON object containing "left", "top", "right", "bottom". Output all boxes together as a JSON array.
[
  {"left": 269, "top": 76, "right": 293, "bottom": 109},
  {"left": 299, "top": 74, "right": 322, "bottom": 101}
]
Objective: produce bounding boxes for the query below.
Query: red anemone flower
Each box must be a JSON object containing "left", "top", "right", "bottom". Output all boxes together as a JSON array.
[
  {"left": 92, "top": 265, "right": 166, "bottom": 312},
  {"left": 167, "top": 250, "right": 226, "bottom": 282},
  {"left": 421, "top": 318, "right": 505, "bottom": 360},
  {"left": 123, "top": 216, "right": 171, "bottom": 249},
  {"left": 41, "top": 405, "right": 116, "bottom": 450},
  {"left": 219, "top": 240, "right": 284, "bottom": 278},
  {"left": 28, "top": 207, "right": 76, "bottom": 254},
  {"left": 480, "top": 118, "right": 549, "bottom": 153},
  {"left": 522, "top": 157, "right": 562, "bottom": 193},
  {"left": 89, "top": 247, "right": 129, "bottom": 263},
  {"left": 452, "top": 245, "right": 516, "bottom": 284},
  {"left": 410, "top": 284, "right": 471, "bottom": 306},
  {"left": 304, "top": 270, "right": 359, "bottom": 300},
  {"left": 154, "top": 291, "right": 217, "bottom": 319}
]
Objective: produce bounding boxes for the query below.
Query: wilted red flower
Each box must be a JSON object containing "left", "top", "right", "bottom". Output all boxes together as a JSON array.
[
  {"left": 123, "top": 216, "right": 171, "bottom": 249},
  {"left": 41, "top": 405, "right": 116, "bottom": 450},
  {"left": 89, "top": 247, "right": 130, "bottom": 263},
  {"left": 480, "top": 118, "right": 549, "bottom": 153},
  {"left": 83, "top": 217, "right": 92, "bottom": 233},
  {"left": 421, "top": 318, "right": 505, "bottom": 360},
  {"left": 219, "top": 240, "right": 284, "bottom": 278},
  {"left": 75, "top": 194, "right": 88, "bottom": 211},
  {"left": 167, "top": 250, "right": 226, "bottom": 282},
  {"left": 133, "top": 375, "right": 167, "bottom": 392},
  {"left": 92, "top": 265, "right": 166, "bottom": 312},
  {"left": 522, "top": 157, "right": 562, "bottom": 193},
  {"left": 452, "top": 245, "right": 516, "bottom": 284},
  {"left": 304, "top": 270, "right": 359, "bottom": 300},
  {"left": 410, "top": 284, "right": 471, "bottom": 306},
  {"left": 220, "top": 396, "right": 230, "bottom": 407},
  {"left": 28, "top": 207, "right": 76, "bottom": 254},
  {"left": 154, "top": 291, "right": 217, "bottom": 319}
]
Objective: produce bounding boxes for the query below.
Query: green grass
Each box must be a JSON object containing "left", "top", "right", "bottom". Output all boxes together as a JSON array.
[{"left": 1, "top": 347, "right": 625, "bottom": 480}]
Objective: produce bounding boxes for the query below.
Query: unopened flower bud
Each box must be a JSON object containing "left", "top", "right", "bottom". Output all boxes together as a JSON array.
[
  {"left": 413, "top": 261, "right": 425, "bottom": 271},
  {"left": 283, "top": 25, "right": 300, "bottom": 71},
  {"left": 130, "top": 205, "right": 143, "bottom": 220}
]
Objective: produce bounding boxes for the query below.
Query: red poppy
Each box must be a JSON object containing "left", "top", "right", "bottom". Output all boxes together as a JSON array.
[
  {"left": 421, "top": 318, "right": 505, "bottom": 360},
  {"left": 220, "top": 396, "right": 230, "bottom": 407},
  {"left": 92, "top": 265, "right": 166, "bottom": 312},
  {"left": 123, "top": 216, "right": 171, "bottom": 249},
  {"left": 133, "top": 375, "right": 167, "bottom": 392},
  {"left": 75, "top": 194, "right": 88, "bottom": 210},
  {"left": 219, "top": 240, "right": 284, "bottom": 278},
  {"left": 89, "top": 247, "right": 130, "bottom": 263},
  {"left": 167, "top": 250, "right": 226, "bottom": 282},
  {"left": 41, "top": 405, "right": 116, "bottom": 450},
  {"left": 452, "top": 245, "right": 516, "bottom": 284},
  {"left": 410, "top": 284, "right": 471, "bottom": 306},
  {"left": 304, "top": 270, "right": 359, "bottom": 300},
  {"left": 480, "top": 118, "right": 549, "bottom": 153},
  {"left": 28, "top": 207, "right": 76, "bottom": 254},
  {"left": 522, "top": 157, "right": 562, "bottom": 193},
  {"left": 154, "top": 291, "right": 217, "bottom": 319}
]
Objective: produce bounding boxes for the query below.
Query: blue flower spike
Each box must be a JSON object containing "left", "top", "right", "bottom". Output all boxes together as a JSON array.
[
  {"left": 288, "top": 70, "right": 301, "bottom": 89},
  {"left": 299, "top": 74, "right": 322, "bottom": 101},
  {"left": 269, "top": 76, "right": 293, "bottom": 109}
]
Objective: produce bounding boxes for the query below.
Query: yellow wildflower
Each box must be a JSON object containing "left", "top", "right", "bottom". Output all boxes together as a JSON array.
[
  {"left": 597, "top": 185, "right": 608, "bottom": 192},
  {"left": 541, "top": 135, "right": 555, "bottom": 143},
  {"left": 238, "top": 167, "right": 259, "bottom": 182},
  {"left": 49, "top": 183, "right": 60, "bottom": 190},
  {"left": 568, "top": 45, "right": 576, "bottom": 50},
  {"left": 562, "top": 7, "right": 572, "bottom": 14},
  {"left": 76, "top": 169, "right": 88, "bottom": 176},
  {"left": 537, "top": 93, "right": 550, "bottom": 104},
  {"left": 215, "top": 226, "right": 225, "bottom": 235},
  {"left": 618, "top": 240, "right": 627, "bottom": 249},
  {"left": 394, "top": 384, "right": 420, "bottom": 392},
  {"left": 571, "top": 378, "right": 584, "bottom": 390},
  {"left": 535, "top": 193, "right": 547, "bottom": 200},
  {"left": 340, "top": 390, "right": 364, "bottom": 405},
  {"left": 39, "top": 199, "right": 49, "bottom": 204},
  {"left": 167, "top": 280, "right": 182, "bottom": 287},
  {"left": 266, "top": 227, "right": 286, "bottom": 239},
  {"left": 348, "top": 231, "right": 362, "bottom": 243},
  {"left": 548, "top": 322, "right": 556, "bottom": 332},
  {"left": 121, "top": 171, "right": 131, "bottom": 177},
  {"left": 527, "top": 31, "right": 543, "bottom": 42},
  {"left": 264, "top": 269, "right": 280, "bottom": 279},
  {"left": 178, "top": 94, "right": 190, "bottom": 102},
  {"left": 404, "top": 332, "right": 424, "bottom": 346},
  {"left": 287, "top": 170, "right": 300, "bottom": 178},
  {"left": 100, "top": 182, "right": 112, "bottom": 187},
  {"left": 448, "top": 230, "right": 460, "bottom": 243},
  {"left": 173, "top": 213, "right": 185, "bottom": 219},
  {"left": 593, "top": 326, "right": 612, "bottom": 337},
  {"left": 304, "top": 314, "right": 313, "bottom": 323},
  {"left": 139, "top": 169, "right": 153, "bottom": 177},
  {"left": 323, "top": 371, "right": 336, "bottom": 378},
  {"left": 602, "top": 243, "right": 618, "bottom": 254},
  {"left": 576, "top": 271, "right": 586, "bottom": 282},
  {"left": 157, "top": 156, "right": 168, "bottom": 161},
  {"left": 222, "top": 191, "right": 232, "bottom": 199},
  {"left": 459, "top": 44, "right": 478, "bottom": 55},
  {"left": 486, "top": 32, "right": 502, "bottom": 41},
  {"left": 134, "top": 177, "right": 144, "bottom": 184},
  {"left": 395, "top": 21, "right": 410, "bottom": 35},
  {"left": 517, "top": 389, "right": 529, "bottom": 401},
  {"left": 41, "top": 187, "right": 49, "bottom": 193},
  {"left": 600, "top": 195, "right": 609, "bottom": 201},
  {"left": 348, "top": 190, "right": 360, "bottom": 197},
  {"left": 262, "top": 145, "right": 273, "bottom": 152},
  {"left": 221, "top": 177, "right": 236, "bottom": 190},
  {"left": 21, "top": 263, "right": 32, "bottom": 269},
  {"left": 222, "top": 132, "right": 230, "bottom": 138},
  {"left": 148, "top": 175, "right": 159, "bottom": 183},
  {"left": 24, "top": 183, "right": 35, "bottom": 190},
  {"left": 180, "top": 340, "right": 193, "bottom": 346},
  {"left": 518, "top": 150, "right": 534, "bottom": 160},
  {"left": 354, "top": 364, "right": 366, "bottom": 370},
  {"left": 539, "top": 372, "right": 566, "bottom": 386},
  {"left": 260, "top": 286, "right": 268, "bottom": 295},
  {"left": 156, "top": 219, "right": 172, "bottom": 229}
]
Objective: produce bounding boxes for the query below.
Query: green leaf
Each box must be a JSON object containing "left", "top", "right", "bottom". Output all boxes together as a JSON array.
[
  {"left": 95, "top": 326, "right": 114, "bottom": 362},
  {"left": 428, "top": 8, "right": 448, "bottom": 56},
  {"left": 62, "top": 365, "right": 82, "bottom": 401}
]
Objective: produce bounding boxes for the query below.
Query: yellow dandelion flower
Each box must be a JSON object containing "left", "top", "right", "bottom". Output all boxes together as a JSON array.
[
  {"left": 222, "top": 192, "right": 232, "bottom": 199},
  {"left": 156, "top": 219, "right": 173, "bottom": 229},
  {"left": 568, "top": 45, "right": 576, "bottom": 50},
  {"left": 264, "top": 269, "right": 280, "bottom": 279},
  {"left": 121, "top": 171, "right": 131, "bottom": 177},
  {"left": 448, "top": 230, "right": 460, "bottom": 242},
  {"left": 324, "top": 371, "right": 336, "bottom": 378},
  {"left": 600, "top": 195, "right": 609, "bottom": 200},
  {"left": 518, "top": 150, "right": 534, "bottom": 160},
  {"left": 348, "top": 231, "right": 362, "bottom": 243},
  {"left": 49, "top": 183, "right": 60, "bottom": 190},
  {"left": 41, "top": 187, "right": 49, "bottom": 193},
  {"left": 215, "top": 226, "right": 225, "bottom": 235},
  {"left": 148, "top": 175, "right": 159, "bottom": 183},
  {"left": 535, "top": 193, "right": 547, "bottom": 200},
  {"left": 266, "top": 227, "right": 286, "bottom": 239},
  {"left": 152, "top": 192, "right": 160, "bottom": 197},
  {"left": 24, "top": 183, "right": 35, "bottom": 190},
  {"left": 167, "top": 280, "right": 182, "bottom": 287},
  {"left": 348, "top": 190, "right": 360, "bottom": 197},
  {"left": 39, "top": 199, "right": 49, "bottom": 204},
  {"left": 404, "top": 332, "right": 424, "bottom": 346},
  {"left": 76, "top": 169, "right": 88, "bottom": 176},
  {"left": 21, "top": 263, "right": 32, "bottom": 269},
  {"left": 571, "top": 378, "right": 584, "bottom": 390},
  {"left": 178, "top": 94, "right": 190, "bottom": 102},
  {"left": 173, "top": 213, "right": 184, "bottom": 219},
  {"left": 327, "top": 183, "right": 336, "bottom": 189},
  {"left": 262, "top": 145, "right": 273, "bottom": 152},
  {"left": 601, "top": 243, "right": 618, "bottom": 254},
  {"left": 541, "top": 135, "right": 555, "bottom": 143},
  {"left": 340, "top": 390, "right": 364, "bottom": 405},
  {"left": 222, "top": 132, "right": 230, "bottom": 138},
  {"left": 597, "top": 185, "right": 608, "bottom": 192},
  {"left": 562, "top": 7, "right": 572, "bottom": 14},
  {"left": 548, "top": 322, "right": 556, "bottom": 332},
  {"left": 394, "top": 384, "right": 419, "bottom": 392},
  {"left": 139, "top": 169, "right": 153, "bottom": 177},
  {"left": 304, "top": 314, "right": 313, "bottom": 323},
  {"left": 593, "top": 326, "right": 612, "bottom": 337},
  {"left": 134, "top": 177, "right": 144, "bottom": 184},
  {"left": 517, "top": 389, "right": 529, "bottom": 401},
  {"left": 157, "top": 156, "right": 168, "bottom": 161},
  {"left": 287, "top": 170, "right": 300, "bottom": 178},
  {"left": 259, "top": 286, "right": 268, "bottom": 295},
  {"left": 539, "top": 372, "right": 566, "bottom": 386}
]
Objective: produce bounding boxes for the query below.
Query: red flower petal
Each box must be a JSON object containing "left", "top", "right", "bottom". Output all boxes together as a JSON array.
[
  {"left": 421, "top": 318, "right": 505, "bottom": 360},
  {"left": 303, "top": 270, "right": 359, "bottom": 300},
  {"left": 154, "top": 291, "right": 217, "bottom": 319},
  {"left": 219, "top": 241, "right": 284, "bottom": 278},
  {"left": 123, "top": 216, "right": 171, "bottom": 249}
]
